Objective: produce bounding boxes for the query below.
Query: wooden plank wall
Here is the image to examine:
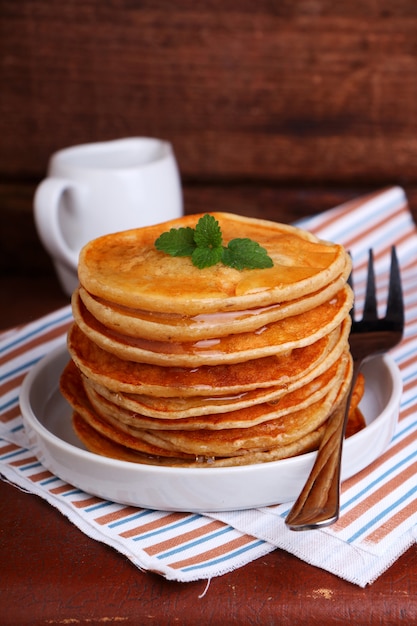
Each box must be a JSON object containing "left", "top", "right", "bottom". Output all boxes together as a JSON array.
[{"left": 2, "top": 1, "right": 417, "bottom": 276}]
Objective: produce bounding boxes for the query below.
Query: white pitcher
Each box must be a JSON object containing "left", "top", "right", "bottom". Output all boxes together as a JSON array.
[{"left": 34, "top": 137, "right": 183, "bottom": 295}]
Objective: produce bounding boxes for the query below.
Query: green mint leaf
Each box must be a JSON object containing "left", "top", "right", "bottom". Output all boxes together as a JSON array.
[
  {"left": 193, "top": 214, "right": 223, "bottom": 249},
  {"left": 155, "top": 226, "right": 196, "bottom": 257},
  {"left": 222, "top": 238, "right": 274, "bottom": 270},
  {"left": 155, "top": 215, "right": 274, "bottom": 271},
  {"left": 192, "top": 245, "right": 223, "bottom": 269}
]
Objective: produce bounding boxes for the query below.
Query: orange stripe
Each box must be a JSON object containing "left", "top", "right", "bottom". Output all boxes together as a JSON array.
[
  {"left": 72, "top": 496, "right": 105, "bottom": 508},
  {"left": 0, "top": 371, "right": 27, "bottom": 396},
  {"left": 309, "top": 198, "right": 408, "bottom": 246},
  {"left": 342, "top": 206, "right": 410, "bottom": 251},
  {"left": 9, "top": 455, "right": 39, "bottom": 467},
  {"left": 145, "top": 519, "right": 225, "bottom": 556},
  {"left": 397, "top": 334, "right": 417, "bottom": 354},
  {"left": 404, "top": 378, "right": 417, "bottom": 394},
  {"left": 341, "top": 428, "right": 417, "bottom": 493},
  {"left": 364, "top": 498, "right": 417, "bottom": 543},
  {"left": 28, "top": 469, "right": 55, "bottom": 482},
  {"left": 307, "top": 190, "right": 393, "bottom": 235},
  {"left": 399, "top": 254, "right": 417, "bottom": 276},
  {"left": 169, "top": 534, "right": 255, "bottom": 570},
  {"left": 120, "top": 512, "right": 190, "bottom": 539},
  {"left": 50, "top": 483, "right": 75, "bottom": 495},
  {"left": 0, "top": 320, "right": 71, "bottom": 366},
  {"left": 399, "top": 404, "right": 417, "bottom": 421},
  {"left": 336, "top": 460, "right": 417, "bottom": 531},
  {"left": 400, "top": 348, "right": 417, "bottom": 371},
  {"left": 0, "top": 405, "right": 21, "bottom": 424},
  {"left": 0, "top": 442, "right": 20, "bottom": 455},
  {"left": 94, "top": 505, "right": 143, "bottom": 525}
]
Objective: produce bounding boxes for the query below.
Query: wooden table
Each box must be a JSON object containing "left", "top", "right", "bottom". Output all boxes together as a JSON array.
[
  {"left": 1, "top": 272, "right": 417, "bottom": 626},
  {"left": 3, "top": 2, "right": 417, "bottom": 619}
]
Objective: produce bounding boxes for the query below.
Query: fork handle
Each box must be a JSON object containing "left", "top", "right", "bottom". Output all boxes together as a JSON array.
[{"left": 285, "top": 359, "right": 362, "bottom": 531}]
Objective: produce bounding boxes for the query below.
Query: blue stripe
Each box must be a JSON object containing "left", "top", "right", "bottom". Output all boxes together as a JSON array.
[
  {"left": 278, "top": 443, "right": 417, "bottom": 521},
  {"left": 157, "top": 525, "right": 233, "bottom": 559},
  {"left": 340, "top": 449, "right": 417, "bottom": 514},
  {"left": 85, "top": 501, "right": 114, "bottom": 513},
  {"left": 182, "top": 539, "right": 266, "bottom": 572},
  {"left": 347, "top": 485, "right": 417, "bottom": 543},
  {"left": 41, "top": 476, "right": 61, "bottom": 486},
  {"left": 20, "top": 461, "right": 42, "bottom": 471},
  {"left": 62, "top": 489, "right": 84, "bottom": 497},
  {"left": 132, "top": 514, "right": 202, "bottom": 541},
  {"left": 0, "top": 447, "right": 27, "bottom": 461},
  {"left": 108, "top": 509, "right": 154, "bottom": 528},
  {"left": 397, "top": 346, "right": 417, "bottom": 363},
  {"left": 393, "top": 420, "right": 417, "bottom": 441},
  {"left": 0, "top": 310, "right": 72, "bottom": 355},
  {"left": 401, "top": 370, "right": 417, "bottom": 384},
  {"left": 11, "top": 424, "right": 24, "bottom": 435},
  {"left": 0, "top": 396, "right": 19, "bottom": 412},
  {"left": 399, "top": 393, "right": 417, "bottom": 411},
  {"left": 0, "top": 356, "right": 42, "bottom": 383}
]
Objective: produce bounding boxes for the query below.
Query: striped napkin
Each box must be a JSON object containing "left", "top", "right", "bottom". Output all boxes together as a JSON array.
[{"left": 1, "top": 186, "right": 416, "bottom": 586}]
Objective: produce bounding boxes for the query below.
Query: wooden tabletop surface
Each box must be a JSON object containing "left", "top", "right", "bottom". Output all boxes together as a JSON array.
[
  {"left": 3, "top": 2, "right": 417, "bottom": 621},
  {"left": 2, "top": 271, "right": 417, "bottom": 626}
]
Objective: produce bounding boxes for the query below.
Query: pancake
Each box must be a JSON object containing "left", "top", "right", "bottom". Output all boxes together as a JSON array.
[
  {"left": 81, "top": 334, "right": 348, "bottom": 420},
  {"left": 67, "top": 317, "right": 350, "bottom": 396},
  {"left": 71, "top": 285, "right": 352, "bottom": 366},
  {"left": 71, "top": 411, "right": 327, "bottom": 467},
  {"left": 63, "top": 212, "right": 358, "bottom": 468},
  {"left": 65, "top": 352, "right": 356, "bottom": 467},
  {"left": 78, "top": 212, "right": 350, "bottom": 315},
  {"left": 77, "top": 266, "right": 350, "bottom": 342},
  {"left": 77, "top": 351, "right": 346, "bottom": 428},
  {"left": 72, "top": 374, "right": 365, "bottom": 468},
  {"left": 120, "top": 354, "right": 351, "bottom": 457}
]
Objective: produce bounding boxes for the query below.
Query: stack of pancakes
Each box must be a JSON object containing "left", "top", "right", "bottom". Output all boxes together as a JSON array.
[{"left": 60, "top": 212, "right": 364, "bottom": 467}]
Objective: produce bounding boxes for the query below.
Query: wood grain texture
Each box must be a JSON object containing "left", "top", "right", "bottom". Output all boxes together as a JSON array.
[
  {"left": 1, "top": 476, "right": 417, "bottom": 625},
  {"left": 1, "top": 181, "right": 416, "bottom": 275},
  {"left": 2, "top": 5, "right": 417, "bottom": 619},
  {"left": 0, "top": 180, "right": 409, "bottom": 275},
  {"left": 3, "top": 1, "right": 417, "bottom": 274},
  {"left": 2, "top": 1, "right": 417, "bottom": 183}
]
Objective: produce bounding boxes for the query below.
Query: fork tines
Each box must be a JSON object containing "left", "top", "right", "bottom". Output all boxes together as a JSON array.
[{"left": 349, "top": 246, "right": 404, "bottom": 332}]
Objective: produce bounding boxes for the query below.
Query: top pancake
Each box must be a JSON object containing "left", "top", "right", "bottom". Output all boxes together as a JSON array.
[{"left": 78, "top": 212, "right": 350, "bottom": 315}]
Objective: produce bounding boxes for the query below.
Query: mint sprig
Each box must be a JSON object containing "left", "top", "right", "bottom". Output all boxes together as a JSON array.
[
  {"left": 153, "top": 226, "right": 195, "bottom": 257},
  {"left": 155, "top": 214, "right": 274, "bottom": 270}
]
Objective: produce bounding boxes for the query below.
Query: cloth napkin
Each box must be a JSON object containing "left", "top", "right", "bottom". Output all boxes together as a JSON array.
[{"left": 1, "top": 186, "right": 416, "bottom": 586}]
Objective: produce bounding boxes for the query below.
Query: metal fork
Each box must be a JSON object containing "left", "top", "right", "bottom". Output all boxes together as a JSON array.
[{"left": 285, "top": 246, "right": 404, "bottom": 531}]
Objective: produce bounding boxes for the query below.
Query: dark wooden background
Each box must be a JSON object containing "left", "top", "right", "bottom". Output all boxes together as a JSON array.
[
  {"left": 2, "top": 0, "right": 417, "bottom": 280},
  {"left": 3, "top": 4, "right": 417, "bottom": 621}
]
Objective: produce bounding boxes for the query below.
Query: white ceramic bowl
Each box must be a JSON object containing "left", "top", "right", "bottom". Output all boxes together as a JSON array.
[{"left": 20, "top": 343, "right": 402, "bottom": 511}]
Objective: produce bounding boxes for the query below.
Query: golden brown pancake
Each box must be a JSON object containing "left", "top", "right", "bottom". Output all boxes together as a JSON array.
[
  {"left": 63, "top": 212, "right": 358, "bottom": 468},
  {"left": 68, "top": 356, "right": 362, "bottom": 468},
  {"left": 61, "top": 362, "right": 194, "bottom": 459},
  {"left": 78, "top": 213, "right": 350, "bottom": 314},
  {"left": 79, "top": 352, "right": 346, "bottom": 428},
  {"left": 72, "top": 285, "right": 352, "bottom": 366},
  {"left": 71, "top": 411, "right": 326, "bottom": 467},
  {"left": 77, "top": 266, "right": 350, "bottom": 342},
  {"left": 67, "top": 318, "right": 350, "bottom": 396},
  {"left": 124, "top": 355, "right": 351, "bottom": 457},
  {"left": 81, "top": 340, "right": 348, "bottom": 421},
  {"left": 61, "top": 352, "right": 351, "bottom": 458}
]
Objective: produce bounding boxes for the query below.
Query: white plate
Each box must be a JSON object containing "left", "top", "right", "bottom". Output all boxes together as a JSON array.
[{"left": 20, "top": 343, "right": 403, "bottom": 512}]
